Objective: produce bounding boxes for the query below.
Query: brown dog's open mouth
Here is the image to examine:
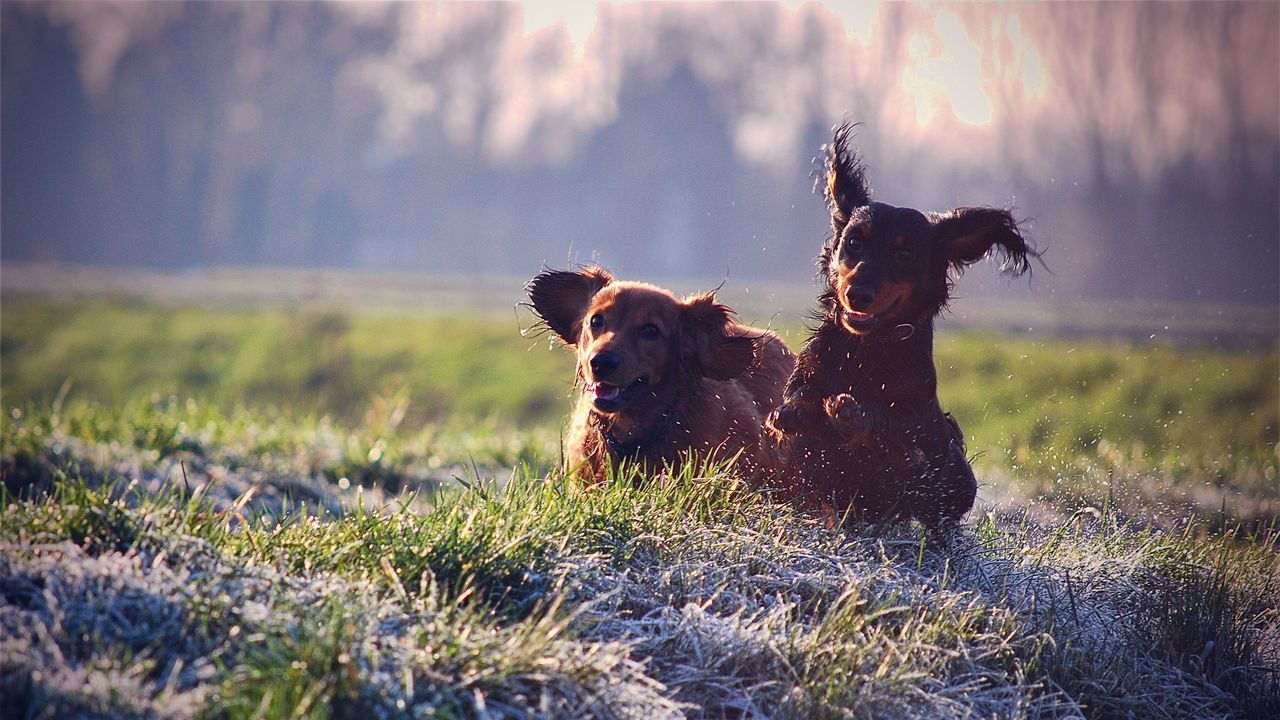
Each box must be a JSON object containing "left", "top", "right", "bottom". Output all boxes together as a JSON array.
[{"left": 590, "top": 377, "right": 649, "bottom": 411}]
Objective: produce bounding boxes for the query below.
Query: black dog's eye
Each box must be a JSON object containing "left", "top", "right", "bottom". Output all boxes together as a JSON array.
[
  {"left": 639, "top": 323, "right": 662, "bottom": 340},
  {"left": 896, "top": 248, "right": 916, "bottom": 264},
  {"left": 589, "top": 314, "right": 604, "bottom": 330},
  {"left": 846, "top": 239, "right": 864, "bottom": 254}
]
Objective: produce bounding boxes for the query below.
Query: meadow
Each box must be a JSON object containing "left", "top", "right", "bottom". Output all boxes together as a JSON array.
[{"left": 1, "top": 287, "right": 1277, "bottom": 718}]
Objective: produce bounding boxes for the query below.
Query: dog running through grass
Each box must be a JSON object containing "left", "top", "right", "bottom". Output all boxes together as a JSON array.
[
  {"left": 528, "top": 266, "right": 795, "bottom": 485},
  {"left": 767, "top": 123, "right": 1037, "bottom": 526}
]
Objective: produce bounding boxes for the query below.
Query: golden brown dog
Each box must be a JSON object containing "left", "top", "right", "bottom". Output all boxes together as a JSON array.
[{"left": 527, "top": 266, "right": 795, "bottom": 484}]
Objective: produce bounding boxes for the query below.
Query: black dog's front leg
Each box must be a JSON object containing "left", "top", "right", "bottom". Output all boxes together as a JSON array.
[
  {"left": 934, "top": 413, "right": 977, "bottom": 523},
  {"left": 907, "top": 414, "right": 977, "bottom": 526},
  {"left": 764, "top": 386, "right": 832, "bottom": 482},
  {"left": 766, "top": 384, "right": 826, "bottom": 436},
  {"left": 823, "top": 393, "right": 883, "bottom": 446}
]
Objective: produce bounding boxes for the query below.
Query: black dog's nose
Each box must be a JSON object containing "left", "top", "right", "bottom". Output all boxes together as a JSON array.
[
  {"left": 589, "top": 351, "right": 620, "bottom": 377},
  {"left": 846, "top": 286, "right": 876, "bottom": 311}
]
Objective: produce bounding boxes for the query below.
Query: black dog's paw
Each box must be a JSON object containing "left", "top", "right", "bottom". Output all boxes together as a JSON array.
[
  {"left": 824, "top": 394, "right": 876, "bottom": 441},
  {"left": 766, "top": 400, "right": 818, "bottom": 436}
]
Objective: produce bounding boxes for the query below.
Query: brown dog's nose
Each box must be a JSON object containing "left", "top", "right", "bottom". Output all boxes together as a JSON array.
[
  {"left": 846, "top": 286, "right": 876, "bottom": 312},
  {"left": 589, "top": 351, "right": 620, "bottom": 377}
]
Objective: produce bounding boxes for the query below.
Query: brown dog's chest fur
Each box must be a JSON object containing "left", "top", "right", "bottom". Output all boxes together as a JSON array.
[{"left": 567, "top": 328, "right": 793, "bottom": 484}]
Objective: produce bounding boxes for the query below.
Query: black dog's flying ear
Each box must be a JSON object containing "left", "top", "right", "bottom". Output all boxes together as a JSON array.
[
  {"left": 681, "top": 292, "right": 756, "bottom": 381},
  {"left": 825, "top": 122, "right": 872, "bottom": 230},
  {"left": 930, "top": 207, "right": 1034, "bottom": 277},
  {"left": 526, "top": 266, "right": 614, "bottom": 345}
]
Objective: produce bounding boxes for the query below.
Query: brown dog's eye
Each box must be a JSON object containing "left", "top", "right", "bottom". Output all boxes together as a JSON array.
[
  {"left": 589, "top": 313, "right": 604, "bottom": 330},
  {"left": 846, "top": 239, "right": 864, "bottom": 254},
  {"left": 639, "top": 323, "right": 661, "bottom": 340},
  {"left": 896, "top": 248, "right": 916, "bottom": 264}
]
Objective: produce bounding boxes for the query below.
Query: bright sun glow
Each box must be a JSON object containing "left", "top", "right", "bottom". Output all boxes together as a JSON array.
[
  {"left": 522, "top": 1, "right": 598, "bottom": 53},
  {"left": 900, "top": 10, "right": 994, "bottom": 128}
]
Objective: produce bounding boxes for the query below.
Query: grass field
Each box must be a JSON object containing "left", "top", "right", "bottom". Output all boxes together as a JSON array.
[
  {"left": 2, "top": 287, "right": 1278, "bottom": 718},
  {"left": 3, "top": 295, "right": 1275, "bottom": 527}
]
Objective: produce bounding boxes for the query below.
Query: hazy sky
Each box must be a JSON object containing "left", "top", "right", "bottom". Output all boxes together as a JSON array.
[
  {"left": 31, "top": 1, "right": 1276, "bottom": 177},
  {"left": 3, "top": 1, "right": 1277, "bottom": 305}
]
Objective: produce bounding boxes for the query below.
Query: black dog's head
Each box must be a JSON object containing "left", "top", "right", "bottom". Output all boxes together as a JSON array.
[{"left": 820, "top": 123, "right": 1034, "bottom": 335}]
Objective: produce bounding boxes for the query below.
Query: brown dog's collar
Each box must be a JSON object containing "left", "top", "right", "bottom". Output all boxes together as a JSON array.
[{"left": 596, "top": 410, "right": 681, "bottom": 462}]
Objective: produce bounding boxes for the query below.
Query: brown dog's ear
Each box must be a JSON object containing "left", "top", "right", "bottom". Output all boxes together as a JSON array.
[
  {"left": 930, "top": 207, "right": 1034, "bottom": 276},
  {"left": 825, "top": 122, "right": 872, "bottom": 231},
  {"left": 526, "top": 266, "right": 613, "bottom": 345},
  {"left": 681, "top": 292, "right": 756, "bottom": 381}
]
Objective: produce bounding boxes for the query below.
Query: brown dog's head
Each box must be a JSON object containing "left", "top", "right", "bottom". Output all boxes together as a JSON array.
[
  {"left": 821, "top": 123, "right": 1035, "bottom": 335},
  {"left": 527, "top": 267, "right": 756, "bottom": 414}
]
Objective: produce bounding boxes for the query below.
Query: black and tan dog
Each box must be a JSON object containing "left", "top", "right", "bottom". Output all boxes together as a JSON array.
[
  {"left": 528, "top": 266, "right": 795, "bottom": 485},
  {"left": 768, "top": 123, "right": 1036, "bottom": 525}
]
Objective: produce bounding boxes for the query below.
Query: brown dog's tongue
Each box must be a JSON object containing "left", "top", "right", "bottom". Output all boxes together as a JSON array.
[{"left": 593, "top": 383, "right": 620, "bottom": 400}]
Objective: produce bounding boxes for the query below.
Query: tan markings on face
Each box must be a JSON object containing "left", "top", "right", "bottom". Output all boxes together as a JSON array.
[
  {"left": 869, "top": 280, "right": 913, "bottom": 317},
  {"left": 861, "top": 224, "right": 873, "bottom": 239},
  {"left": 834, "top": 272, "right": 854, "bottom": 309},
  {"left": 835, "top": 275, "right": 913, "bottom": 318}
]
